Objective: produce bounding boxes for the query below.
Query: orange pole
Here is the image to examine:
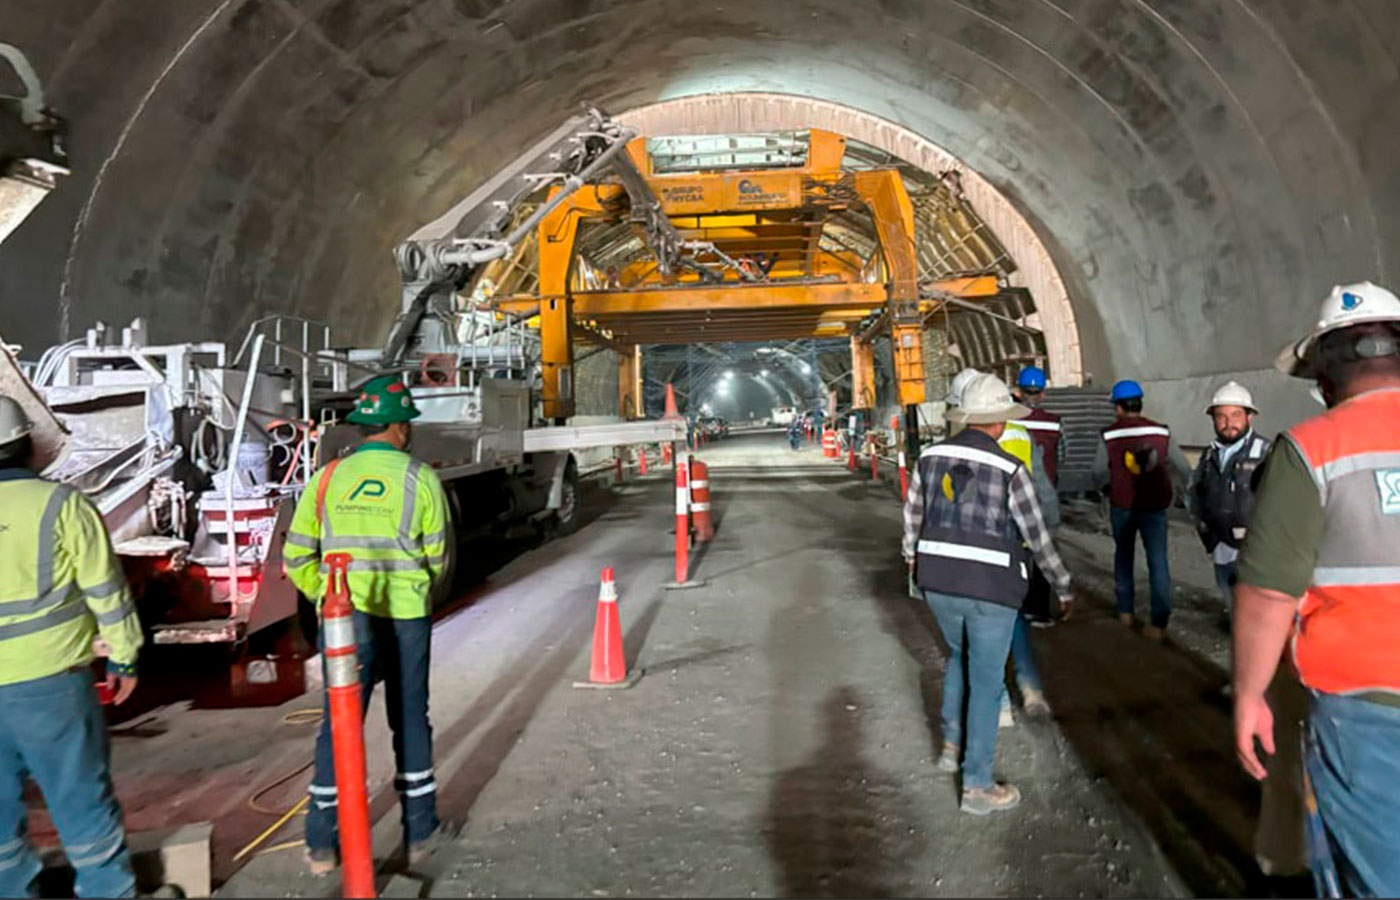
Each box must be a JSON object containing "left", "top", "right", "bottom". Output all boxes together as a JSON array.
[
  {"left": 893, "top": 415, "right": 909, "bottom": 500},
  {"left": 321, "top": 553, "right": 376, "bottom": 899},
  {"left": 690, "top": 457, "right": 714, "bottom": 542},
  {"left": 871, "top": 441, "right": 879, "bottom": 482},
  {"left": 639, "top": 448, "right": 649, "bottom": 475},
  {"left": 673, "top": 460, "right": 690, "bottom": 584}
]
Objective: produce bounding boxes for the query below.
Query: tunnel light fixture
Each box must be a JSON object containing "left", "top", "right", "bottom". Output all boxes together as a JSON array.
[
  {"left": 760, "top": 369, "right": 770, "bottom": 377},
  {"left": 724, "top": 369, "right": 735, "bottom": 379},
  {"left": 799, "top": 362, "right": 812, "bottom": 374}
]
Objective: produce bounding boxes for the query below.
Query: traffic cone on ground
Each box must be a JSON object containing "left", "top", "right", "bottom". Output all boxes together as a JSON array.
[
  {"left": 663, "top": 383, "right": 681, "bottom": 419},
  {"left": 574, "top": 568, "right": 642, "bottom": 689}
]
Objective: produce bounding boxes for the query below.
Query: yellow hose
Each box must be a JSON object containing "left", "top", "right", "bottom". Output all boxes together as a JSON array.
[
  {"left": 232, "top": 796, "right": 307, "bottom": 862},
  {"left": 231, "top": 708, "right": 324, "bottom": 861}
]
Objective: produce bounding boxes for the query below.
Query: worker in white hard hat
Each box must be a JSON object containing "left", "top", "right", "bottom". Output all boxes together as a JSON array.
[
  {"left": 1186, "top": 381, "right": 1271, "bottom": 621},
  {"left": 905, "top": 373, "right": 1076, "bottom": 815},
  {"left": 1187, "top": 383, "right": 1305, "bottom": 880},
  {"left": 0, "top": 395, "right": 143, "bottom": 898},
  {"left": 1233, "top": 282, "right": 1400, "bottom": 896},
  {"left": 946, "top": 368, "right": 1062, "bottom": 725}
]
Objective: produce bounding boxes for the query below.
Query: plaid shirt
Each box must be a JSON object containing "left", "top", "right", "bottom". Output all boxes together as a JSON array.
[{"left": 903, "top": 433, "right": 1074, "bottom": 599}]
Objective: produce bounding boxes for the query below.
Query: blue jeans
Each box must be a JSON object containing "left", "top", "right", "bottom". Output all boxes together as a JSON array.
[
  {"left": 924, "top": 591, "right": 1018, "bottom": 790},
  {"left": 1110, "top": 507, "right": 1172, "bottom": 627},
  {"left": 1306, "top": 691, "right": 1400, "bottom": 897},
  {"left": 307, "top": 612, "right": 437, "bottom": 853},
  {"left": 1213, "top": 561, "right": 1236, "bottom": 618},
  {"left": 1009, "top": 617, "right": 1043, "bottom": 694},
  {"left": 0, "top": 669, "right": 134, "bottom": 898}
]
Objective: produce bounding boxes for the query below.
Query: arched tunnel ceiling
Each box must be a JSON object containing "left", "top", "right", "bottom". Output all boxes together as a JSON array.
[{"left": 4, "top": 0, "right": 1399, "bottom": 438}]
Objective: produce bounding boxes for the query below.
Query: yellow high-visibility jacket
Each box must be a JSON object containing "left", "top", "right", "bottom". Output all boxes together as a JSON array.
[
  {"left": 284, "top": 442, "right": 449, "bottom": 619},
  {"left": 998, "top": 422, "right": 1035, "bottom": 470},
  {"left": 0, "top": 471, "right": 144, "bottom": 686}
]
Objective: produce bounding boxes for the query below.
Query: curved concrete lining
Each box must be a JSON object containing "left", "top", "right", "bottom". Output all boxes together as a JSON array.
[
  {"left": 619, "top": 92, "right": 1085, "bottom": 388},
  {"left": 2, "top": 0, "right": 1397, "bottom": 441}
]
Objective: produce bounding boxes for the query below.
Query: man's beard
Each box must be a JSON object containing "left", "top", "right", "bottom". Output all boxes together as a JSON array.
[{"left": 1215, "top": 427, "right": 1245, "bottom": 445}]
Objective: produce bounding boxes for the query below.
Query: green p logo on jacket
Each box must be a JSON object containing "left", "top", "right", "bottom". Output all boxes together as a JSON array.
[{"left": 346, "top": 477, "right": 388, "bottom": 502}]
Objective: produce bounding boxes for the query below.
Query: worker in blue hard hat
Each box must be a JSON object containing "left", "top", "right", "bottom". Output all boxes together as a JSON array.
[
  {"left": 1010, "top": 366, "right": 1065, "bottom": 635},
  {"left": 1091, "top": 380, "right": 1192, "bottom": 639}
]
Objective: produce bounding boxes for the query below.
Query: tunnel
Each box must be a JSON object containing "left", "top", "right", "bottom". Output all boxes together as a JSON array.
[{"left": 5, "top": 0, "right": 1398, "bottom": 442}]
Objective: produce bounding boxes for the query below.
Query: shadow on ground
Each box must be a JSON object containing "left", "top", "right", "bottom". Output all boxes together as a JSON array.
[{"left": 763, "top": 686, "right": 917, "bottom": 898}]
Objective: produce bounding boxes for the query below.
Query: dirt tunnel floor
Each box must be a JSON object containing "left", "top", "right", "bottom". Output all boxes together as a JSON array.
[{"left": 99, "top": 430, "right": 1289, "bottom": 897}]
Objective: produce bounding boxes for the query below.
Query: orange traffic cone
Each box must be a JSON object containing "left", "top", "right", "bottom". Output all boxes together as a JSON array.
[
  {"left": 663, "top": 383, "right": 681, "bottom": 419},
  {"left": 573, "top": 568, "right": 642, "bottom": 689}
]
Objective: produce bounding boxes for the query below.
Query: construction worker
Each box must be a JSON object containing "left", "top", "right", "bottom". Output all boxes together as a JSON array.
[
  {"left": 1186, "top": 381, "right": 1271, "bottom": 620},
  {"left": 0, "top": 395, "right": 143, "bottom": 898},
  {"left": 904, "top": 374, "right": 1075, "bottom": 815},
  {"left": 1234, "top": 282, "right": 1400, "bottom": 896},
  {"left": 1092, "top": 380, "right": 1192, "bottom": 639},
  {"left": 1011, "top": 365, "right": 1065, "bottom": 629},
  {"left": 950, "top": 369, "right": 1058, "bottom": 723},
  {"left": 1010, "top": 366, "right": 1065, "bottom": 486},
  {"left": 284, "top": 376, "right": 451, "bottom": 874}
]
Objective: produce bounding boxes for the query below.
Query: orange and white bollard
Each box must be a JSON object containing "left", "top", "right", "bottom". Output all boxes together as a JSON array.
[
  {"left": 822, "top": 428, "right": 837, "bottom": 458},
  {"left": 690, "top": 457, "right": 714, "bottom": 542},
  {"left": 573, "top": 568, "right": 642, "bottom": 689},
  {"left": 638, "top": 447, "right": 649, "bottom": 475},
  {"left": 892, "top": 415, "right": 909, "bottom": 500},
  {"left": 662, "top": 442, "right": 673, "bottom": 466},
  {"left": 321, "top": 553, "right": 376, "bottom": 899},
  {"left": 664, "top": 459, "right": 706, "bottom": 590}
]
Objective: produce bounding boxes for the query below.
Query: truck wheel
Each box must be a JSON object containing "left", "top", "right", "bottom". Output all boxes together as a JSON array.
[{"left": 553, "top": 463, "right": 583, "bottom": 536}]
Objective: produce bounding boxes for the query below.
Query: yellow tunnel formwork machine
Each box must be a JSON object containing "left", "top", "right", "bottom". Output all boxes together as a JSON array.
[{"left": 483, "top": 128, "right": 1003, "bottom": 449}]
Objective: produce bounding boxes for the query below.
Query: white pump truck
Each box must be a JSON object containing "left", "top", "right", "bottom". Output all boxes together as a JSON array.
[{"left": 3, "top": 107, "right": 687, "bottom": 647}]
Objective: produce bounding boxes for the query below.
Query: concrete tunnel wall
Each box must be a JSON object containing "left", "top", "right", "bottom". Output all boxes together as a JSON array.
[{"left": 2, "top": 0, "right": 1398, "bottom": 444}]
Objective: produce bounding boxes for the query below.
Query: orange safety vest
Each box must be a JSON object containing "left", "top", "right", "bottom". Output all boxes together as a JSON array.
[{"left": 1285, "top": 387, "right": 1400, "bottom": 696}]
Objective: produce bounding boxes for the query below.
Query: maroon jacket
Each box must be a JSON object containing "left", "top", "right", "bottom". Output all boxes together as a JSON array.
[
  {"left": 1014, "top": 407, "right": 1062, "bottom": 485},
  {"left": 1102, "top": 416, "right": 1173, "bottom": 511}
]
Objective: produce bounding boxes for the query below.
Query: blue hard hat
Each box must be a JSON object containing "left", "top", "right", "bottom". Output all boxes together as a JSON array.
[
  {"left": 1017, "top": 366, "right": 1048, "bottom": 390},
  {"left": 1111, "top": 380, "right": 1145, "bottom": 403}
]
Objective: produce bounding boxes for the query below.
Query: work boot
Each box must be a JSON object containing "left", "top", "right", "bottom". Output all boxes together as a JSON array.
[
  {"left": 1117, "top": 612, "right": 1134, "bottom": 628},
  {"left": 1143, "top": 625, "right": 1165, "bottom": 642},
  {"left": 304, "top": 847, "right": 337, "bottom": 876},
  {"left": 406, "top": 822, "right": 461, "bottom": 867},
  {"left": 960, "top": 783, "right": 1022, "bottom": 816},
  {"left": 1021, "top": 688, "right": 1051, "bottom": 717},
  {"left": 936, "top": 742, "right": 960, "bottom": 773}
]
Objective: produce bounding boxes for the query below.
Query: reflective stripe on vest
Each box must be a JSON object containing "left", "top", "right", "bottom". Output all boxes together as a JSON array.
[
  {"left": 1014, "top": 419, "right": 1062, "bottom": 432},
  {"left": 1103, "top": 425, "right": 1171, "bottom": 441},
  {"left": 1286, "top": 388, "right": 1400, "bottom": 695},
  {"left": 916, "top": 540, "right": 1011, "bottom": 567},
  {"left": 922, "top": 442, "right": 1019, "bottom": 474}
]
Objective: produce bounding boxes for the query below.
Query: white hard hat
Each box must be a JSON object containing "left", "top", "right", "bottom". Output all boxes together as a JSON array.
[
  {"left": 0, "top": 395, "right": 33, "bottom": 447},
  {"left": 1204, "top": 381, "right": 1257, "bottom": 415},
  {"left": 948, "top": 367, "right": 981, "bottom": 407},
  {"left": 946, "top": 373, "right": 1032, "bottom": 426},
  {"left": 1276, "top": 282, "right": 1400, "bottom": 378}
]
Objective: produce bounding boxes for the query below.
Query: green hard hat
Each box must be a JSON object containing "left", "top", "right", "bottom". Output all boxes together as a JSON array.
[{"left": 346, "top": 376, "right": 421, "bottom": 425}]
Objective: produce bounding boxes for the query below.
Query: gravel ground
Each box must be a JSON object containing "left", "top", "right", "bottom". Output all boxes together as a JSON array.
[{"left": 116, "top": 431, "right": 1266, "bottom": 897}]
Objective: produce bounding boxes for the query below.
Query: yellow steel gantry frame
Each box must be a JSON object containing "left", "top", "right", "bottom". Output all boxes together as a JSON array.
[{"left": 501, "top": 129, "right": 997, "bottom": 419}]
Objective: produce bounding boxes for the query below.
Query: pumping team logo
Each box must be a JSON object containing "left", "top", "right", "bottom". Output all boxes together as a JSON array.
[
  {"left": 345, "top": 477, "right": 388, "bottom": 502},
  {"left": 1377, "top": 469, "right": 1400, "bottom": 515}
]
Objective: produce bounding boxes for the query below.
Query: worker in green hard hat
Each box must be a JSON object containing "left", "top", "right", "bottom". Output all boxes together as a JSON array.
[{"left": 284, "top": 375, "right": 455, "bottom": 873}]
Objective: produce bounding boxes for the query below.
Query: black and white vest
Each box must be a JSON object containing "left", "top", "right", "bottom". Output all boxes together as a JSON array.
[{"left": 914, "top": 429, "right": 1030, "bottom": 608}]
